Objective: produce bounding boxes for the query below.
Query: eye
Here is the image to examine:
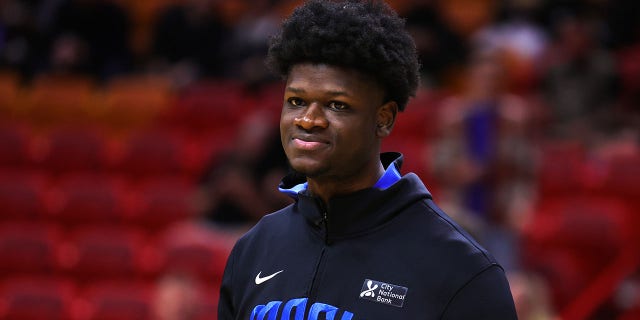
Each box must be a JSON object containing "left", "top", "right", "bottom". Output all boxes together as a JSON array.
[
  {"left": 328, "top": 101, "right": 349, "bottom": 111},
  {"left": 287, "top": 97, "right": 305, "bottom": 107}
]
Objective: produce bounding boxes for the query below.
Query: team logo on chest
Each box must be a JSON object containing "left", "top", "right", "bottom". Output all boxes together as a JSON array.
[
  {"left": 250, "top": 298, "right": 353, "bottom": 320},
  {"left": 359, "top": 279, "right": 408, "bottom": 308}
]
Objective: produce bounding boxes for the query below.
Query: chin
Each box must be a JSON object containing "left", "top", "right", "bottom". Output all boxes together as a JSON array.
[{"left": 289, "top": 159, "right": 327, "bottom": 178}]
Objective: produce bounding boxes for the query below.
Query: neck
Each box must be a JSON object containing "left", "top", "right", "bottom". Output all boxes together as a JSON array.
[{"left": 306, "top": 160, "right": 385, "bottom": 205}]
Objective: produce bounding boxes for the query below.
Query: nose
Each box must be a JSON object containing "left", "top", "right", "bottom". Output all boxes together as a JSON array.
[{"left": 293, "top": 103, "right": 328, "bottom": 130}]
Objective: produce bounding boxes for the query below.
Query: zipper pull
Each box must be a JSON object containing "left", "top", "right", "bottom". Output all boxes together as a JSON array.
[
  {"left": 316, "top": 199, "right": 330, "bottom": 244},
  {"left": 323, "top": 210, "right": 330, "bottom": 245}
]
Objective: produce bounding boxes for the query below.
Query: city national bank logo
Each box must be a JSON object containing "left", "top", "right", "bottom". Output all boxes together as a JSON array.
[
  {"left": 250, "top": 298, "right": 354, "bottom": 320},
  {"left": 359, "top": 279, "right": 408, "bottom": 308},
  {"left": 359, "top": 280, "right": 378, "bottom": 298}
]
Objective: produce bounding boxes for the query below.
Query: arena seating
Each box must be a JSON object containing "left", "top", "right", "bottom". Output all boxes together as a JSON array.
[
  {"left": 0, "top": 277, "right": 77, "bottom": 320},
  {"left": 0, "top": 72, "right": 637, "bottom": 319}
]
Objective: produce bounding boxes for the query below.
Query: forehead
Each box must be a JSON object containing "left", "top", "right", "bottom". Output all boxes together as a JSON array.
[{"left": 286, "top": 64, "right": 383, "bottom": 98}]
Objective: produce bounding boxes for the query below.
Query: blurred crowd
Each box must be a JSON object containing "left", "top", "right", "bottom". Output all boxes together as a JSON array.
[{"left": 1, "top": 0, "right": 639, "bottom": 319}]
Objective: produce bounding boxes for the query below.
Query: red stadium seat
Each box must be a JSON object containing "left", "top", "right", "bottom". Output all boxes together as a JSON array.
[
  {"left": 619, "top": 301, "right": 640, "bottom": 320},
  {"left": 38, "top": 127, "right": 109, "bottom": 175},
  {"left": 114, "top": 130, "right": 186, "bottom": 180},
  {"left": 65, "top": 226, "right": 158, "bottom": 282},
  {"left": 0, "top": 125, "right": 33, "bottom": 169},
  {"left": 522, "top": 197, "right": 632, "bottom": 310},
  {"left": 602, "top": 153, "right": 640, "bottom": 210},
  {"left": 129, "top": 178, "right": 197, "bottom": 232},
  {"left": 158, "top": 223, "right": 232, "bottom": 286},
  {"left": 80, "top": 282, "right": 154, "bottom": 320},
  {"left": 0, "top": 72, "right": 21, "bottom": 122},
  {"left": 0, "top": 222, "right": 64, "bottom": 278},
  {"left": 0, "top": 277, "right": 78, "bottom": 320},
  {"left": 22, "top": 74, "right": 97, "bottom": 129},
  {"left": 99, "top": 75, "right": 174, "bottom": 133},
  {"left": 0, "top": 170, "right": 47, "bottom": 222},
  {"left": 161, "top": 80, "right": 245, "bottom": 136},
  {"left": 536, "top": 140, "right": 586, "bottom": 197},
  {"left": 394, "top": 89, "right": 444, "bottom": 141},
  {"left": 46, "top": 174, "right": 127, "bottom": 227}
]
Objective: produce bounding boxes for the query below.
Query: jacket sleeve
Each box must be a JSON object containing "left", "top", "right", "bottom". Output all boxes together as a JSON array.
[
  {"left": 440, "top": 264, "right": 518, "bottom": 319},
  {"left": 218, "top": 246, "right": 237, "bottom": 320}
]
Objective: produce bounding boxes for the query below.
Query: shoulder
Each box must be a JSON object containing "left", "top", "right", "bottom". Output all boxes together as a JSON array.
[
  {"left": 400, "top": 197, "right": 515, "bottom": 314},
  {"left": 421, "top": 198, "right": 498, "bottom": 268},
  {"left": 393, "top": 196, "right": 502, "bottom": 287}
]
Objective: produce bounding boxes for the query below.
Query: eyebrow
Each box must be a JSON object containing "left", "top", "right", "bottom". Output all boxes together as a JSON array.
[{"left": 286, "top": 86, "right": 351, "bottom": 97}]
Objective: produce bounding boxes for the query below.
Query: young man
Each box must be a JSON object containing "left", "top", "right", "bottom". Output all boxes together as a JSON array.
[{"left": 218, "top": 1, "right": 517, "bottom": 319}]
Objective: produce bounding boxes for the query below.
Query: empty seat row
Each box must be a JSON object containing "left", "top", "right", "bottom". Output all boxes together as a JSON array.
[
  {"left": 0, "top": 276, "right": 219, "bottom": 320},
  {"left": 0, "top": 171, "right": 199, "bottom": 231},
  {"left": 0, "top": 74, "right": 172, "bottom": 131},
  {"left": 0, "top": 124, "right": 231, "bottom": 180},
  {"left": 0, "top": 73, "right": 279, "bottom": 136},
  {"left": 0, "top": 222, "right": 232, "bottom": 286},
  {"left": 536, "top": 140, "right": 640, "bottom": 207},
  {"left": 521, "top": 196, "right": 637, "bottom": 311}
]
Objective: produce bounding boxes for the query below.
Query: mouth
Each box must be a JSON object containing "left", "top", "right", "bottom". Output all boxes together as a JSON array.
[{"left": 290, "top": 135, "right": 329, "bottom": 151}]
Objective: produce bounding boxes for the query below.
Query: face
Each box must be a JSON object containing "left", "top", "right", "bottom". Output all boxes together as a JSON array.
[{"left": 280, "top": 63, "right": 396, "bottom": 183}]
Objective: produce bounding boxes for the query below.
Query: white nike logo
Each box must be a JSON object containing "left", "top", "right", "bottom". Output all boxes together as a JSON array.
[{"left": 255, "top": 270, "right": 284, "bottom": 285}]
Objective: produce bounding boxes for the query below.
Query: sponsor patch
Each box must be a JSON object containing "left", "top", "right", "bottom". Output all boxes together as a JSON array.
[{"left": 359, "top": 279, "right": 408, "bottom": 308}]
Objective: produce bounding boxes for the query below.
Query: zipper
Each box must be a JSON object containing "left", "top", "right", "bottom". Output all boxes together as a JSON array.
[{"left": 309, "top": 200, "right": 329, "bottom": 302}]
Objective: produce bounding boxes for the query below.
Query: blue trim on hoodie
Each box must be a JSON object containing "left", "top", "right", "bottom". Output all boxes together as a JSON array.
[{"left": 279, "top": 164, "right": 401, "bottom": 198}]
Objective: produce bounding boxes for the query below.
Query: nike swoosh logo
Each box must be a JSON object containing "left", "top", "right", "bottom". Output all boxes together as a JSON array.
[{"left": 255, "top": 270, "right": 284, "bottom": 285}]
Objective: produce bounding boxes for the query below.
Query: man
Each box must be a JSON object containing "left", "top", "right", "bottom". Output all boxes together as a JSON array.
[{"left": 218, "top": 1, "right": 517, "bottom": 319}]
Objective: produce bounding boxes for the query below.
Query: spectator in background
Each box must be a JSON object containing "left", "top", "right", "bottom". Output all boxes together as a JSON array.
[
  {"left": 149, "top": 0, "right": 231, "bottom": 86},
  {"left": 431, "top": 48, "right": 535, "bottom": 271},
  {"left": 403, "top": 0, "right": 468, "bottom": 87},
  {"left": 508, "top": 271, "right": 557, "bottom": 320},
  {"left": 541, "top": 13, "right": 618, "bottom": 139},
  {"left": 224, "top": 0, "right": 281, "bottom": 87},
  {"left": 0, "top": 0, "right": 47, "bottom": 81},
  {"left": 47, "top": 0, "right": 133, "bottom": 81},
  {"left": 472, "top": 0, "right": 548, "bottom": 94},
  {"left": 195, "top": 110, "right": 291, "bottom": 228},
  {"left": 153, "top": 273, "right": 199, "bottom": 320}
]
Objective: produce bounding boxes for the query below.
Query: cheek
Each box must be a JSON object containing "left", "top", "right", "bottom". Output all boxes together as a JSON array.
[
  {"left": 279, "top": 122, "right": 289, "bottom": 152},
  {"left": 279, "top": 112, "right": 292, "bottom": 136},
  {"left": 337, "top": 122, "right": 377, "bottom": 149},
  {"left": 280, "top": 106, "right": 299, "bottom": 129}
]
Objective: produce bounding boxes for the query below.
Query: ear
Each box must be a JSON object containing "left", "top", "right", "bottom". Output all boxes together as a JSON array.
[{"left": 376, "top": 101, "right": 398, "bottom": 138}]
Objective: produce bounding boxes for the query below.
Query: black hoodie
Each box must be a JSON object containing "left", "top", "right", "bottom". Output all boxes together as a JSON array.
[{"left": 218, "top": 153, "right": 517, "bottom": 320}]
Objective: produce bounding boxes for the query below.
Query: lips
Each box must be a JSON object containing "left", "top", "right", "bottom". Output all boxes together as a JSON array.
[{"left": 290, "top": 135, "right": 329, "bottom": 151}]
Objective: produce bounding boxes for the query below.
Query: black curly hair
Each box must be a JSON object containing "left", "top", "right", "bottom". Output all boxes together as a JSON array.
[{"left": 266, "top": 0, "right": 420, "bottom": 111}]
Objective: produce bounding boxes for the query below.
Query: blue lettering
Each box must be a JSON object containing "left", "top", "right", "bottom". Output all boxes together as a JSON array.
[
  {"left": 309, "top": 303, "right": 337, "bottom": 320},
  {"left": 281, "top": 298, "right": 307, "bottom": 320},
  {"left": 251, "top": 301, "right": 282, "bottom": 320},
  {"left": 251, "top": 298, "right": 354, "bottom": 320},
  {"left": 251, "top": 304, "right": 264, "bottom": 320}
]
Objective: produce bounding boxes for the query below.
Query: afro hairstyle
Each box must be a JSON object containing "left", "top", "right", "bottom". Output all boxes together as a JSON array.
[{"left": 266, "top": 0, "right": 420, "bottom": 111}]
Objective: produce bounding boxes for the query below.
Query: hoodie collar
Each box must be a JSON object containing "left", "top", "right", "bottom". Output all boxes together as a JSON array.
[
  {"left": 278, "top": 152, "right": 432, "bottom": 241},
  {"left": 278, "top": 152, "right": 403, "bottom": 198}
]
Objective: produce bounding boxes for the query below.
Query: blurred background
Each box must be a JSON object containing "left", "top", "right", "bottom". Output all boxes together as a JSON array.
[{"left": 0, "top": 0, "right": 638, "bottom": 319}]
